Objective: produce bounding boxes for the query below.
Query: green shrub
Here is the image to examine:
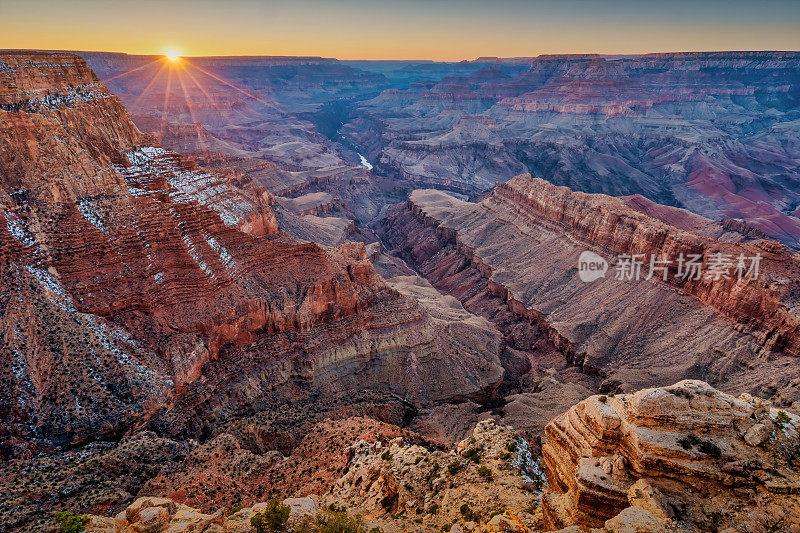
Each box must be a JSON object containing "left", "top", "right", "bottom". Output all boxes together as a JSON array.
[
  {"left": 447, "top": 461, "right": 462, "bottom": 475},
  {"left": 463, "top": 449, "right": 481, "bottom": 463},
  {"left": 506, "top": 441, "right": 518, "bottom": 453},
  {"left": 54, "top": 512, "right": 90, "bottom": 533},
  {"left": 381, "top": 450, "right": 392, "bottom": 461},
  {"left": 489, "top": 508, "right": 505, "bottom": 519},
  {"left": 293, "top": 517, "right": 315, "bottom": 533},
  {"left": 523, "top": 500, "right": 538, "bottom": 515},
  {"left": 316, "top": 511, "right": 367, "bottom": 533},
  {"left": 777, "top": 410, "right": 792, "bottom": 428},
  {"left": 459, "top": 503, "right": 473, "bottom": 521},
  {"left": 251, "top": 499, "right": 291, "bottom": 532},
  {"left": 598, "top": 395, "right": 608, "bottom": 403},
  {"left": 477, "top": 465, "right": 492, "bottom": 479},
  {"left": 227, "top": 503, "right": 246, "bottom": 516}
]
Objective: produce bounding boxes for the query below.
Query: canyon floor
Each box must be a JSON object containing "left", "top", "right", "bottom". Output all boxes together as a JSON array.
[{"left": 1, "top": 51, "right": 800, "bottom": 532}]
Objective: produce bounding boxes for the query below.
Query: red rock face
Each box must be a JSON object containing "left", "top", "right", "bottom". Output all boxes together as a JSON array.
[
  {"left": 0, "top": 53, "right": 504, "bottom": 457},
  {"left": 494, "top": 175, "right": 800, "bottom": 356}
]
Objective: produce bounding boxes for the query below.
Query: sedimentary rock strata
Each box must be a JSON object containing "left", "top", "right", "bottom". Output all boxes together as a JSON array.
[
  {"left": 0, "top": 52, "right": 504, "bottom": 459},
  {"left": 384, "top": 174, "right": 800, "bottom": 402},
  {"left": 345, "top": 52, "right": 800, "bottom": 247},
  {"left": 542, "top": 380, "right": 800, "bottom": 532}
]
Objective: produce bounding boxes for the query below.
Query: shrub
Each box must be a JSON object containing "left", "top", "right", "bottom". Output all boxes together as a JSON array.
[
  {"left": 776, "top": 410, "right": 792, "bottom": 428},
  {"left": 227, "top": 503, "right": 246, "bottom": 516},
  {"left": 251, "top": 499, "right": 291, "bottom": 532},
  {"left": 381, "top": 450, "right": 392, "bottom": 461},
  {"left": 447, "top": 461, "right": 462, "bottom": 475},
  {"left": 294, "top": 517, "right": 315, "bottom": 533},
  {"left": 677, "top": 434, "right": 721, "bottom": 459},
  {"left": 463, "top": 449, "right": 481, "bottom": 463},
  {"left": 459, "top": 503, "right": 473, "bottom": 521},
  {"left": 54, "top": 512, "right": 90, "bottom": 533},
  {"left": 598, "top": 395, "right": 608, "bottom": 403},
  {"left": 697, "top": 439, "right": 722, "bottom": 459},
  {"left": 523, "top": 500, "right": 538, "bottom": 515},
  {"left": 489, "top": 508, "right": 505, "bottom": 519},
  {"left": 477, "top": 465, "right": 492, "bottom": 479},
  {"left": 316, "top": 511, "right": 367, "bottom": 533},
  {"left": 506, "top": 441, "right": 518, "bottom": 453}
]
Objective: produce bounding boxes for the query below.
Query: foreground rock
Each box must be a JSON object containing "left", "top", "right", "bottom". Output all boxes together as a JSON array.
[
  {"left": 328, "top": 419, "right": 542, "bottom": 532},
  {"left": 542, "top": 380, "right": 800, "bottom": 532}
]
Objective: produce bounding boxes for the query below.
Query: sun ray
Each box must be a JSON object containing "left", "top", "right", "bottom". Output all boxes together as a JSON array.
[
  {"left": 131, "top": 61, "right": 169, "bottom": 112},
  {"left": 181, "top": 65, "right": 242, "bottom": 122},
  {"left": 105, "top": 58, "right": 162, "bottom": 82},
  {"left": 159, "top": 65, "right": 174, "bottom": 142},
  {"left": 183, "top": 60, "right": 282, "bottom": 113},
  {"left": 176, "top": 69, "right": 207, "bottom": 151},
  {"left": 182, "top": 65, "right": 256, "bottom": 123}
]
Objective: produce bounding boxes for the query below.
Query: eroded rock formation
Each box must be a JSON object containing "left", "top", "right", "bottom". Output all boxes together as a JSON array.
[
  {"left": 0, "top": 52, "right": 504, "bottom": 460},
  {"left": 542, "top": 380, "right": 800, "bottom": 532},
  {"left": 384, "top": 175, "right": 800, "bottom": 402}
]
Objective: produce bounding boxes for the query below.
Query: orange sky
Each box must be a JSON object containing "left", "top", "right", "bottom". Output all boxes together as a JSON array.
[{"left": 2, "top": 0, "right": 799, "bottom": 61}]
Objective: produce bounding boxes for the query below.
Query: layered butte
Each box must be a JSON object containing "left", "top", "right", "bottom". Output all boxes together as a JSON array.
[
  {"left": 384, "top": 174, "right": 800, "bottom": 402},
  {"left": 0, "top": 52, "right": 504, "bottom": 458}
]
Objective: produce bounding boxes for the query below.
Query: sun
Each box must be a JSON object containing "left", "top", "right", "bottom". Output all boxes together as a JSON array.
[{"left": 164, "top": 50, "right": 180, "bottom": 61}]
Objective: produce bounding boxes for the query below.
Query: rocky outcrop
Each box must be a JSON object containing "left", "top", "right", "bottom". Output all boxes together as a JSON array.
[
  {"left": 329, "top": 419, "right": 542, "bottom": 532},
  {"left": 542, "top": 380, "right": 800, "bottom": 532},
  {"left": 84, "top": 495, "right": 320, "bottom": 533}
]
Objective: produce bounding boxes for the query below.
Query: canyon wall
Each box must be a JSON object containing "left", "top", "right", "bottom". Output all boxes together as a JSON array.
[
  {"left": 384, "top": 175, "right": 800, "bottom": 405},
  {"left": 346, "top": 52, "right": 800, "bottom": 247},
  {"left": 542, "top": 380, "right": 800, "bottom": 531},
  {"left": 0, "top": 52, "right": 504, "bottom": 458}
]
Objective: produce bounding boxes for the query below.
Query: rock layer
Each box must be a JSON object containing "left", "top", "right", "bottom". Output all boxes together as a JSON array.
[
  {"left": 384, "top": 175, "right": 800, "bottom": 402},
  {"left": 0, "top": 52, "right": 504, "bottom": 458},
  {"left": 542, "top": 380, "right": 800, "bottom": 532}
]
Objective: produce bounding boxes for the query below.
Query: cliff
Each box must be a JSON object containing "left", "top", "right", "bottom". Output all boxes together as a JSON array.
[
  {"left": 494, "top": 175, "right": 800, "bottom": 356},
  {"left": 384, "top": 175, "right": 800, "bottom": 405},
  {"left": 0, "top": 52, "right": 504, "bottom": 458}
]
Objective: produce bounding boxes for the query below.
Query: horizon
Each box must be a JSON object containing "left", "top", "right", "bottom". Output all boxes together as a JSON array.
[
  {"left": 2, "top": 0, "right": 800, "bottom": 61},
  {"left": 4, "top": 48, "right": 800, "bottom": 63}
]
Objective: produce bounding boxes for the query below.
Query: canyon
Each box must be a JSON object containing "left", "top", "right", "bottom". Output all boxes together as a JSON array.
[{"left": 0, "top": 49, "right": 799, "bottom": 532}]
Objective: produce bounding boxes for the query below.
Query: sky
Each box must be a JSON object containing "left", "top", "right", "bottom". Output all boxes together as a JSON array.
[{"left": 1, "top": 0, "right": 799, "bottom": 61}]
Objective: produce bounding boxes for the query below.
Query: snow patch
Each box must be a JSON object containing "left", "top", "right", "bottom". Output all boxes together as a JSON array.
[
  {"left": 77, "top": 198, "right": 106, "bottom": 232},
  {"left": 5, "top": 212, "right": 37, "bottom": 247}
]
